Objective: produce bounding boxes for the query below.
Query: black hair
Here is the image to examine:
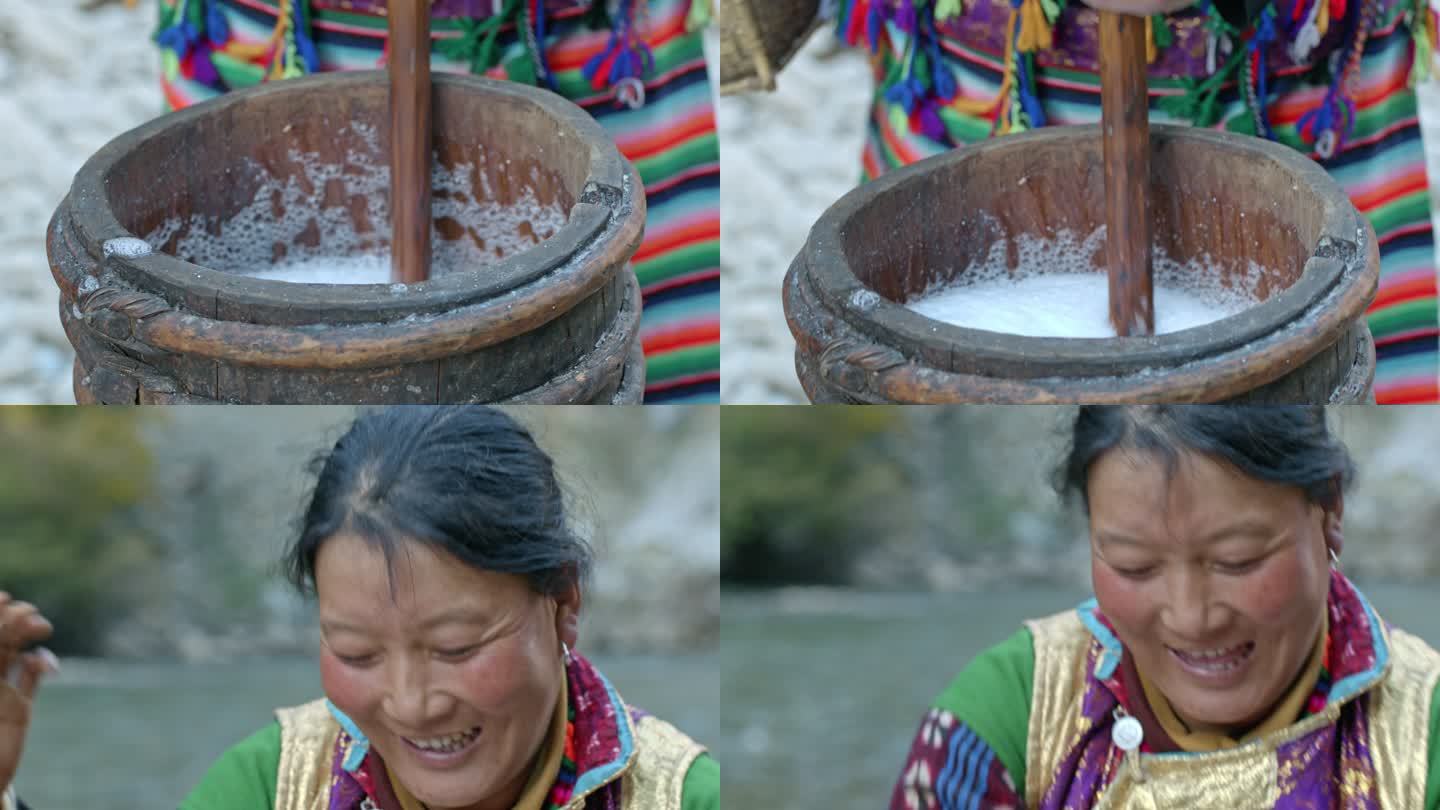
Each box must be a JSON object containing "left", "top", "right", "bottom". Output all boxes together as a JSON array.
[
  {"left": 283, "top": 406, "right": 592, "bottom": 598},
  {"left": 1055, "top": 406, "right": 1356, "bottom": 512}
]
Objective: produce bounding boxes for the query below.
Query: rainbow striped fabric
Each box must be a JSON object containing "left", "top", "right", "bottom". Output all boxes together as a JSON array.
[
  {"left": 840, "top": 0, "right": 1440, "bottom": 403},
  {"left": 155, "top": 0, "right": 719, "bottom": 402}
]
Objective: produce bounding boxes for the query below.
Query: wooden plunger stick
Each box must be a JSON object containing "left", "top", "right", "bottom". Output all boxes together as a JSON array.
[
  {"left": 1099, "top": 11, "right": 1154, "bottom": 336},
  {"left": 389, "top": 0, "right": 432, "bottom": 284}
]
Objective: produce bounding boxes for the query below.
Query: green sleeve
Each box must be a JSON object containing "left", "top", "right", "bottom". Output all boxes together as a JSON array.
[
  {"left": 1428, "top": 679, "right": 1440, "bottom": 810},
  {"left": 932, "top": 626, "right": 1035, "bottom": 795},
  {"left": 179, "top": 722, "right": 281, "bottom": 810},
  {"left": 680, "top": 752, "right": 719, "bottom": 810}
]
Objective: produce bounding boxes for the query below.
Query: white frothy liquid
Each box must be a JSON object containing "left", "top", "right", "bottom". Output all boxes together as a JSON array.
[
  {"left": 243, "top": 254, "right": 392, "bottom": 285},
  {"left": 907, "top": 230, "right": 1261, "bottom": 338},
  {"left": 911, "top": 272, "right": 1251, "bottom": 337},
  {"left": 143, "top": 122, "right": 568, "bottom": 280}
]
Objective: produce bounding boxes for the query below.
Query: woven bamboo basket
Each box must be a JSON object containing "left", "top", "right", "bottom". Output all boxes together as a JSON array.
[{"left": 719, "top": 0, "right": 823, "bottom": 93}]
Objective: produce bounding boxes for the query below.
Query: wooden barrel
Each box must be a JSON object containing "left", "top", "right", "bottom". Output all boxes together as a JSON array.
[
  {"left": 49, "top": 71, "right": 645, "bottom": 404},
  {"left": 784, "top": 125, "right": 1379, "bottom": 404}
]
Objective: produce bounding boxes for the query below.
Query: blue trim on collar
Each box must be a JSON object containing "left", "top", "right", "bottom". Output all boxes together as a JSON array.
[
  {"left": 1075, "top": 585, "right": 1391, "bottom": 710},
  {"left": 1327, "top": 586, "right": 1391, "bottom": 704},
  {"left": 570, "top": 666, "right": 637, "bottom": 797},
  {"left": 1076, "top": 598, "right": 1124, "bottom": 680},
  {"left": 325, "top": 699, "right": 371, "bottom": 773}
]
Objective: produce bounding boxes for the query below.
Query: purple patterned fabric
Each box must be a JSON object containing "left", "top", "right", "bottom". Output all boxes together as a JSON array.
[
  {"left": 1270, "top": 697, "right": 1378, "bottom": 810},
  {"left": 323, "top": 651, "right": 632, "bottom": 810},
  {"left": 311, "top": 0, "right": 590, "bottom": 19},
  {"left": 1037, "top": 672, "right": 1124, "bottom": 810},
  {"left": 1038, "top": 572, "right": 1387, "bottom": 809},
  {"left": 326, "top": 743, "right": 373, "bottom": 810},
  {"left": 921, "top": 0, "right": 1406, "bottom": 78}
]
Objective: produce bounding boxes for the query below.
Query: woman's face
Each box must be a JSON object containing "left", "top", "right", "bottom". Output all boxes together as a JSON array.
[
  {"left": 1087, "top": 448, "right": 1338, "bottom": 736},
  {"left": 315, "top": 534, "right": 578, "bottom": 810}
]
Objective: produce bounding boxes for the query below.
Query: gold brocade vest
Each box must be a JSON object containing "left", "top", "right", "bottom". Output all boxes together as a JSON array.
[
  {"left": 271, "top": 698, "right": 705, "bottom": 810},
  {"left": 1023, "top": 610, "right": 1440, "bottom": 809}
]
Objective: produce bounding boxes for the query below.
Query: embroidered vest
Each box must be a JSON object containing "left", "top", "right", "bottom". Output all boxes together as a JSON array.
[
  {"left": 272, "top": 698, "right": 705, "bottom": 810},
  {"left": 1023, "top": 609, "right": 1440, "bottom": 808}
]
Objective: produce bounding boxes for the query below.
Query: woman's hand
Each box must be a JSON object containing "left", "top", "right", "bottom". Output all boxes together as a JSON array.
[
  {"left": 0, "top": 593, "right": 59, "bottom": 794},
  {"left": 1079, "top": 0, "right": 1196, "bottom": 15}
]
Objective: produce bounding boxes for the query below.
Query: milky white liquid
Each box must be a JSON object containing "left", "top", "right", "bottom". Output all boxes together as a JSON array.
[
  {"left": 244, "top": 254, "right": 392, "bottom": 284},
  {"left": 144, "top": 122, "right": 568, "bottom": 280},
  {"left": 904, "top": 229, "right": 1262, "bottom": 338},
  {"left": 910, "top": 272, "right": 1252, "bottom": 337}
]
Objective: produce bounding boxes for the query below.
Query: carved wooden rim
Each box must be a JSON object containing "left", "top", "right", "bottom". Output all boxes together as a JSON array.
[
  {"left": 54, "top": 71, "right": 645, "bottom": 369},
  {"left": 798, "top": 125, "right": 1377, "bottom": 386},
  {"left": 65, "top": 71, "right": 641, "bottom": 327}
]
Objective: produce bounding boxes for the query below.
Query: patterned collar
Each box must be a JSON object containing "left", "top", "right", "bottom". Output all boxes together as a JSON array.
[
  {"left": 1075, "top": 568, "right": 1391, "bottom": 737},
  {"left": 324, "top": 651, "right": 637, "bottom": 810}
]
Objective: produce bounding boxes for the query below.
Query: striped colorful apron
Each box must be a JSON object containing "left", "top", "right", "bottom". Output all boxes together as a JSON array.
[{"left": 154, "top": 0, "right": 719, "bottom": 402}]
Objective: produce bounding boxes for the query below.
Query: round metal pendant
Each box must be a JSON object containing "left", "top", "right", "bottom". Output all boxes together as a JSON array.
[{"left": 1112, "top": 715, "right": 1144, "bottom": 752}]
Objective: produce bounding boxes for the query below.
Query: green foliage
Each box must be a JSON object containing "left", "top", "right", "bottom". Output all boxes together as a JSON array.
[
  {"left": 0, "top": 409, "right": 161, "bottom": 654},
  {"left": 722, "top": 408, "right": 1074, "bottom": 587},
  {"left": 721, "top": 407, "right": 903, "bottom": 585}
]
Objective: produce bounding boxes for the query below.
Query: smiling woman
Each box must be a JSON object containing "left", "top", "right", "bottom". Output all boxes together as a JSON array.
[
  {"left": 184, "top": 406, "right": 718, "bottom": 810},
  {"left": 890, "top": 406, "right": 1440, "bottom": 810},
  {"left": 0, "top": 405, "right": 717, "bottom": 810}
]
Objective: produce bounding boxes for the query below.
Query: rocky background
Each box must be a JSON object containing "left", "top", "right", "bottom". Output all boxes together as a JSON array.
[
  {"left": 0, "top": 1, "right": 157, "bottom": 404},
  {"left": 0, "top": 406, "right": 720, "bottom": 660}
]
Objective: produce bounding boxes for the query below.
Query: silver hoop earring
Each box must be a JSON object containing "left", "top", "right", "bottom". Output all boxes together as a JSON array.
[
  {"left": 562, "top": 642, "right": 572, "bottom": 663},
  {"left": 1328, "top": 547, "right": 1341, "bottom": 569}
]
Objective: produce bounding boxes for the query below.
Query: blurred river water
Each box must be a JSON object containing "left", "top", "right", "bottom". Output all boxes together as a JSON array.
[
  {"left": 17, "top": 651, "right": 717, "bottom": 809},
  {"left": 719, "top": 583, "right": 1440, "bottom": 810}
]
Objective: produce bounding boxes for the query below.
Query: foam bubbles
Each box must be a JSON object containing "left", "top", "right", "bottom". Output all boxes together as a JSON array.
[
  {"left": 103, "top": 236, "right": 152, "bottom": 258},
  {"left": 850, "top": 289, "right": 881, "bottom": 310},
  {"left": 908, "top": 228, "right": 1264, "bottom": 338},
  {"left": 142, "top": 125, "right": 568, "bottom": 282},
  {"left": 243, "top": 254, "right": 391, "bottom": 285}
]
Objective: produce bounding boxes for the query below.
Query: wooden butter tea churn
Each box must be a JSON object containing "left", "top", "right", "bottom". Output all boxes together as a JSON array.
[
  {"left": 783, "top": 125, "right": 1380, "bottom": 404},
  {"left": 48, "top": 71, "right": 646, "bottom": 404}
]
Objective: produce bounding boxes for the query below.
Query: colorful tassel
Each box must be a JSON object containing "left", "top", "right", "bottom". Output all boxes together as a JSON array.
[
  {"left": 867, "top": 0, "right": 887, "bottom": 50},
  {"left": 523, "top": 0, "right": 557, "bottom": 89},
  {"left": 203, "top": 0, "right": 230, "bottom": 47},
  {"left": 1000, "top": 0, "right": 1046, "bottom": 130},
  {"left": 435, "top": 0, "right": 523, "bottom": 76},
  {"left": 1017, "top": 51, "right": 1047, "bottom": 126},
  {"left": 155, "top": 0, "right": 238, "bottom": 85},
  {"left": 154, "top": 0, "right": 200, "bottom": 62},
  {"left": 882, "top": 6, "right": 958, "bottom": 141},
  {"left": 1244, "top": 6, "right": 1277, "bottom": 139},
  {"left": 1158, "top": 2, "right": 1247, "bottom": 128},
  {"left": 1296, "top": 0, "right": 1370, "bottom": 157},
  {"left": 291, "top": 0, "right": 319, "bottom": 73},
  {"left": 1014, "top": 0, "right": 1059, "bottom": 52},
  {"left": 1016, "top": 0, "right": 1053, "bottom": 51},
  {"left": 1289, "top": 0, "right": 1324, "bottom": 61},
  {"left": 582, "top": 0, "right": 655, "bottom": 99},
  {"left": 923, "top": 14, "right": 958, "bottom": 100}
]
